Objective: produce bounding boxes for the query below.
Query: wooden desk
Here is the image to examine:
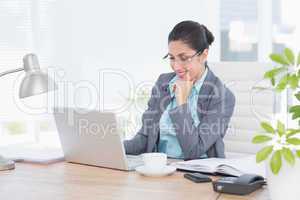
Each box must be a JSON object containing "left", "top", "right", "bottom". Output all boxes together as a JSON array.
[{"left": 0, "top": 162, "right": 268, "bottom": 200}]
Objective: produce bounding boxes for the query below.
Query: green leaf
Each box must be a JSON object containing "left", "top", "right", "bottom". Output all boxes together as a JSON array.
[
  {"left": 289, "top": 74, "right": 299, "bottom": 89},
  {"left": 256, "top": 146, "right": 273, "bottom": 163},
  {"left": 286, "top": 129, "right": 300, "bottom": 138},
  {"left": 277, "top": 120, "right": 285, "bottom": 136},
  {"left": 297, "top": 52, "right": 300, "bottom": 66},
  {"left": 286, "top": 138, "right": 300, "bottom": 145},
  {"left": 264, "top": 67, "right": 286, "bottom": 79},
  {"left": 282, "top": 147, "right": 295, "bottom": 166},
  {"left": 260, "top": 121, "right": 275, "bottom": 134},
  {"left": 296, "top": 150, "right": 300, "bottom": 158},
  {"left": 270, "top": 53, "right": 289, "bottom": 65},
  {"left": 289, "top": 105, "right": 300, "bottom": 120},
  {"left": 270, "top": 150, "right": 282, "bottom": 175},
  {"left": 295, "top": 92, "right": 300, "bottom": 102},
  {"left": 289, "top": 105, "right": 300, "bottom": 112},
  {"left": 271, "top": 77, "right": 275, "bottom": 86},
  {"left": 276, "top": 74, "right": 289, "bottom": 92},
  {"left": 292, "top": 112, "right": 300, "bottom": 120},
  {"left": 252, "top": 135, "right": 273, "bottom": 144},
  {"left": 284, "top": 48, "right": 295, "bottom": 65}
]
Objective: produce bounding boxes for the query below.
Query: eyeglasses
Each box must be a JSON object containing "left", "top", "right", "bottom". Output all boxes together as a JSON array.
[{"left": 163, "top": 50, "right": 202, "bottom": 65}]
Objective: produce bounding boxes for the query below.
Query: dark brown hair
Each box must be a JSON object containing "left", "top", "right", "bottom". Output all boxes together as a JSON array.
[{"left": 168, "top": 20, "right": 214, "bottom": 53}]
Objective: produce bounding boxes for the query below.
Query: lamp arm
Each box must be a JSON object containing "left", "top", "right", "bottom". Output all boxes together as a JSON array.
[{"left": 0, "top": 68, "right": 24, "bottom": 78}]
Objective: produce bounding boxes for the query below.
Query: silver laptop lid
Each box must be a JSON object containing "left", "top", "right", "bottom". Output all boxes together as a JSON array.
[{"left": 53, "top": 107, "right": 129, "bottom": 170}]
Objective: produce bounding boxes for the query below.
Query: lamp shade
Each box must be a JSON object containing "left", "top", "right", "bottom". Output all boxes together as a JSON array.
[{"left": 19, "top": 54, "right": 57, "bottom": 98}]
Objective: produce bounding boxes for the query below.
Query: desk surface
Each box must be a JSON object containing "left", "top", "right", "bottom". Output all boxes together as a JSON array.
[{"left": 0, "top": 162, "right": 268, "bottom": 200}]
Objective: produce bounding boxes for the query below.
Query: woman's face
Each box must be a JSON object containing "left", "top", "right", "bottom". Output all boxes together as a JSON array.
[{"left": 168, "top": 40, "right": 208, "bottom": 81}]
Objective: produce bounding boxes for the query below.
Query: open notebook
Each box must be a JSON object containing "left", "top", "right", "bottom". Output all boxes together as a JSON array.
[{"left": 171, "top": 155, "right": 265, "bottom": 177}]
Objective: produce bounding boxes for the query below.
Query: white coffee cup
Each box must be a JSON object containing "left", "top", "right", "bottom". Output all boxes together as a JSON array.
[{"left": 142, "top": 153, "right": 167, "bottom": 172}]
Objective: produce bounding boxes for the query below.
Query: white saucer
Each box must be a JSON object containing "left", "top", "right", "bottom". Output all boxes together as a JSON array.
[{"left": 135, "top": 165, "right": 177, "bottom": 177}]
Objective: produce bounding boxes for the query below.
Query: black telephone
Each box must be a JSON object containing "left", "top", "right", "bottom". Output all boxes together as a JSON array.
[{"left": 212, "top": 174, "right": 266, "bottom": 195}]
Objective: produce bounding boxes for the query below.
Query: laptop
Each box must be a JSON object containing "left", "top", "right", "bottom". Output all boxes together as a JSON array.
[{"left": 53, "top": 107, "right": 143, "bottom": 171}]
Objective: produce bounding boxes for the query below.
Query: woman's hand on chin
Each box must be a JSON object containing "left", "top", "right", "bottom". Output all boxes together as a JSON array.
[{"left": 174, "top": 78, "right": 193, "bottom": 106}]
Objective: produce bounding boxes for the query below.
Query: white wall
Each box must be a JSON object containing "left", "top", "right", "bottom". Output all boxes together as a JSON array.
[{"left": 49, "top": 0, "right": 220, "bottom": 110}]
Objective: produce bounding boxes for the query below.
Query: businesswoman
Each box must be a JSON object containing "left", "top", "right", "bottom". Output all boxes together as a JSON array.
[{"left": 124, "top": 21, "right": 235, "bottom": 160}]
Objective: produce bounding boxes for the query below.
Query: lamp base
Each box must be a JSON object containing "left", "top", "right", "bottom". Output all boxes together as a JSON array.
[{"left": 0, "top": 155, "right": 15, "bottom": 171}]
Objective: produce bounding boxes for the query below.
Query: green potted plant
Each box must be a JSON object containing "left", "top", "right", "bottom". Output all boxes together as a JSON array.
[{"left": 252, "top": 48, "right": 300, "bottom": 200}]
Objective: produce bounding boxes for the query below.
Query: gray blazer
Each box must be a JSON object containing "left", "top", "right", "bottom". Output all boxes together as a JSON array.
[{"left": 124, "top": 67, "right": 235, "bottom": 160}]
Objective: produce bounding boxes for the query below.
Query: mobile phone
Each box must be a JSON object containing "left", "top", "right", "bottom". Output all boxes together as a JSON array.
[{"left": 184, "top": 173, "right": 212, "bottom": 183}]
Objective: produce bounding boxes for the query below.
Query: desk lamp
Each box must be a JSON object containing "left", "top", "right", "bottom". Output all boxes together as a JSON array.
[{"left": 0, "top": 53, "right": 57, "bottom": 170}]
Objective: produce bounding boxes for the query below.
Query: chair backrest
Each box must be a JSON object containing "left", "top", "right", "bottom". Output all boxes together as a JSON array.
[{"left": 209, "top": 62, "right": 275, "bottom": 154}]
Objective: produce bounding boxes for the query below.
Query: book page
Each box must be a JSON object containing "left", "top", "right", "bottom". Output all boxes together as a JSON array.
[
  {"left": 171, "top": 158, "right": 227, "bottom": 173},
  {"left": 216, "top": 156, "right": 266, "bottom": 177},
  {"left": 171, "top": 156, "right": 265, "bottom": 177}
]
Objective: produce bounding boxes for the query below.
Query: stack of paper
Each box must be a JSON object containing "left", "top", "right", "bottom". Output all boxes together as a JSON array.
[{"left": 0, "top": 144, "right": 65, "bottom": 164}]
